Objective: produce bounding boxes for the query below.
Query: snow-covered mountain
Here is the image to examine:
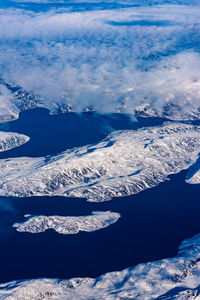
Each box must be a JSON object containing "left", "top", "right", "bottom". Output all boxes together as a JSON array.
[
  {"left": 0, "top": 131, "right": 29, "bottom": 152},
  {"left": 0, "top": 123, "right": 200, "bottom": 201},
  {"left": 1, "top": 231, "right": 200, "bottom": 299},
  {"left": 3, "top": 83, "right": 200, "bottom": 123}
]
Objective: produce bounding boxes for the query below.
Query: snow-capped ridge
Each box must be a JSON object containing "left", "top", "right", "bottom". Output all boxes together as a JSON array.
[
  {"left": 0, "top": 123, "right": 200, "bottom": 201},
  {"left": 0, "top": 131, "right": 29, "bottom": 152}
]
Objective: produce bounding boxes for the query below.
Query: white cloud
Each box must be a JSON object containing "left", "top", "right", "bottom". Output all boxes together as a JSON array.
[
  {"left": 0, "top": 85, "right": 19, "bottom": 122},
  {"left": 0, "top": 4, "right": 200, "bottom": 117}
]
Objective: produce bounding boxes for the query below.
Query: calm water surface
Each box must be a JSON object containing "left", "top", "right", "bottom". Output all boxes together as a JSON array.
[{"left": 0, "top": 109, "right": 199, "bottom": 283}]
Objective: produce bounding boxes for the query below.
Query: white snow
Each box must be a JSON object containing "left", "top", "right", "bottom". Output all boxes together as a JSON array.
[
  {"left": 13, "top": 211, "right": 120, "bottom": 235},
  {"left": 0, "top": 131, "right": 29, "bottom": 152},
  {"left": 185, "top": 155, "right": 200, "bottom": 184},
  {"left": 1, "top": 232, "right": 200, "bottom": 299},
  {"left": 0, "top": 123, "right": 200, "bottom": 201},
  {"left": 187, "top": 176, "right": 200, "bottom": 184}
]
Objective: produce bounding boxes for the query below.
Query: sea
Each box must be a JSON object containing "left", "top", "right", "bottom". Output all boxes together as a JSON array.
[{"left": 0, "top": 108, "right": 200, "bottom": 283}]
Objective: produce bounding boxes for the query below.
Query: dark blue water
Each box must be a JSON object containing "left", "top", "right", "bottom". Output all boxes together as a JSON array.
[
  {"left": 0, "top": 108, "right": 165, "bottom": 159},
  {"left": 0, "top": 109, "right": 200, "bottom": 283}
]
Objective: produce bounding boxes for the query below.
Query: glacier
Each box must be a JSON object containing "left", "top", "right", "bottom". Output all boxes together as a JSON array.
[
  {"left": 0, "top": 131, "right": 29, "bottom": 152},
  {"left": 0, "top": 123, "right": 200, "bottom": 201},
  {"left": 12, "top": 211, "right": 120, "bottom": 235},
  {"left": 0, "top": 232, "right": 200, "bottom": 299}
]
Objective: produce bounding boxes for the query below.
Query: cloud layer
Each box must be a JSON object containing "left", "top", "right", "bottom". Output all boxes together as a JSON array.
[{"left": 0, "top": 1, "right": 200, "bottom": 117}]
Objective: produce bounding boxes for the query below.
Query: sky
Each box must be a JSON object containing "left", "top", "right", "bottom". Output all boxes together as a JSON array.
[{"left": 0, "top": 0, "right": 200, "bottom": 116}]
